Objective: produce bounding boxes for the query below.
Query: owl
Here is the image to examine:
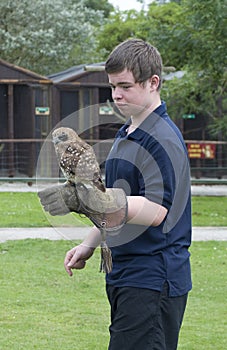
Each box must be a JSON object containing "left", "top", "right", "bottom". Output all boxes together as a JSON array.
[{"left": 52, "top": 127, "right": 105, "bottom": 192}]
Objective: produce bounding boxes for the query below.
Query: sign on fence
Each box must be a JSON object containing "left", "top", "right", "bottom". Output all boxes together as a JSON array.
[
  {"left": 182, "top": 113, "right": 196, "bottom": 119},
  {"left": 187, "top": 143, "right": 216, "bottom": 159},
  {"left": 35, "top": 107, "right": 50, "bottom": 115}
]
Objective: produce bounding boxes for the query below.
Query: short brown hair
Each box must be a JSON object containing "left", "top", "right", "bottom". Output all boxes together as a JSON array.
[{"left": 105, "top": 38, "right": 163, "bottom": 89}]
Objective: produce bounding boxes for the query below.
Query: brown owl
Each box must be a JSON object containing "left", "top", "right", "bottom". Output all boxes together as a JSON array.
[{"left": 52, "top": 127, "right": 105, "bottom": 192}]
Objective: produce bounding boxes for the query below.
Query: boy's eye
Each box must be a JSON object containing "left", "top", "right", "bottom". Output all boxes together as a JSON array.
[{"left": 109, "top": 84, "right": 133, "bottom": 90}]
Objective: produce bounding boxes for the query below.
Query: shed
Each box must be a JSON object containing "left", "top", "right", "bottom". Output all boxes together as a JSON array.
[
  {"left": 0, "top": 59, "right": 52, "bottom": 177},
  {"left": 49, "top": 63, "right": 123, "bottom": 141}
]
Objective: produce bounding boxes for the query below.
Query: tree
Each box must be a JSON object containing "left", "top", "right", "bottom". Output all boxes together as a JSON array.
[
  {"left": 162, "top": 0, "right": 227, "bottom": 139},
  {"left": 97, "top": 10, "right": 146, "bottom": 55},
  {"left": 97, "top": 2, "right": 184, "bottom": 68},
  {"left": 83, "top": 0, "right": 114, "bottom": 17},
  {"left": 145, "top": 2, "right": 184, "bottom": 68},
  {"left": 0, "top": 0, "right": 104, "bottom": 74}
]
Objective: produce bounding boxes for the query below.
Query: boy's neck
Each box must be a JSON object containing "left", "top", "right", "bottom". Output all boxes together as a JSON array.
[{"left": 130, "top": 96, "right": 161, "bottom": 128}]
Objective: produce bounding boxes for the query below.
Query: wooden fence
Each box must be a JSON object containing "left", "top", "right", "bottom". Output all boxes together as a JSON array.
[{"left": 0, "top": 139, "right": 226, "bottom": 185}]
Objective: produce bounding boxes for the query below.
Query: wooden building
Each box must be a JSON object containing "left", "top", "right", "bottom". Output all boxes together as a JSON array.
[
  {"left": 0, "top": 59, "right": 226, "bottom": 180},
  {"left": 49, "top": 63, "right": 123, "bottom": 141},
  {"left": 0, "top": 60, "right": 123, "bottom": 179},
  {"left": 46, "top": 63, "right": 124, "bottom": 177},
  {"left": 0, "top": 59, "right": 52, "bottom": 178}
]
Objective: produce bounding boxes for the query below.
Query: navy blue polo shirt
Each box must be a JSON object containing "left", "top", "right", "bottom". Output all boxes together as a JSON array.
[{"left": 105, "top": 101, "right": 192, "bottom": 297}]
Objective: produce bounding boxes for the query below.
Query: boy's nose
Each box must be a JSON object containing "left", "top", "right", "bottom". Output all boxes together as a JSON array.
[{"left": 112, "top": 87, "right": 123, "bottom": 100}]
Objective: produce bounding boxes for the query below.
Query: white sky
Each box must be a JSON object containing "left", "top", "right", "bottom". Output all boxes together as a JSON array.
[{"left": 109, "top": 0, "right": 149, "bottom": 11}]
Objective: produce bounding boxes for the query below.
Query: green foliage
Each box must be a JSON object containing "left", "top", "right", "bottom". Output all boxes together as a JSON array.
[
  {"left": 83, "top": 0, "right": 114, "bottom": 17},
  {"left": 161, "top": 70, "right": 200, "bottom": 122},
  {"left": 180, "top": 0, "right": 226, "bottom": 73},
  {"left": 97, "top": 10, "right": 147, "bottom": 56},
  {"left": 167, "top": 0, "right": 227, "bottom": 138},
  {"left": 0, "top": 0, "right": 104, "bottom": 74},
  {"left": 146, "top": 2, "right": 184, "bottom": 68},
  {"left": 208, "top": 114, "right": 227, "bottom": 139},
  {"left": 98, "top": 2, "right": 185, "bottom": 67},
  {"left": 0, "top": 239, "right": 226, "bottom": 349},
  {"left": 162, "top": 68, "right": 227, "bottom": 139}
]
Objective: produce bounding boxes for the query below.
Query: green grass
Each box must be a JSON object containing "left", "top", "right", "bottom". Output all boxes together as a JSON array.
[
  {"left": 178, "top": 241, "right": 227, "bottom": 349},
  {"left": 0, "top": 192, "right": 226, "bottom": 227},
  {"left": 0, "top": 239, "right": 109, "bottom": 350},
  {"left": 0, "top": 192, "right": 92, "bottom": 228},
  {"left": 192, "top": 196, "right": 227, "bottom": 226},
  {"left": 0, "top": 239, "right": 226, "bottom": 349}
]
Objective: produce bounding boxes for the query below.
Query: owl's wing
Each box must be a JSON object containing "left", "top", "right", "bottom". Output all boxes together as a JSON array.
[{"left": 59, "top": 141, "right": 105, "bottom": 192}]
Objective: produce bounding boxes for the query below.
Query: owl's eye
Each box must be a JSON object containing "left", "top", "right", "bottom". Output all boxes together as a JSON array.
[{"left": 59, "top": 133, "right": 68, "bottom": 142}]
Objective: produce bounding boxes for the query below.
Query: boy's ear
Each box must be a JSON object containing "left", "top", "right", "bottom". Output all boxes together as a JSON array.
[{"left": 149, "top": 75, "right": 160, "bottom": 90}]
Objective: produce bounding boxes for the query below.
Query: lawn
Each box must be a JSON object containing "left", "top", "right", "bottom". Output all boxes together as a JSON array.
[
  {"left": 0, "top": 239, "right": 226, "bottom": 349},
  {"left": 0, "top": 191, "right": 226, "bottom": 349},
  {"left": 0, "top": 192, "right": 227, "bottom": 227},
  {"left": 0, "top": 192, "right": 92, "bottom": 228},
  {"left": 0, "top": 239, "right": 108, "bottom": 350}
]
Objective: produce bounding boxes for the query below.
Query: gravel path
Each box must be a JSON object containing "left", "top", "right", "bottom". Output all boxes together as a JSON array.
[{"left": 0, "top": 226, "right": 227, "bottom": 243}]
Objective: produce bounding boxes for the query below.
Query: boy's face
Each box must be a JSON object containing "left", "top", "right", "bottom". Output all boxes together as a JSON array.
[{"left": 108, "top": 69, "right": 158, "bottom": 118}]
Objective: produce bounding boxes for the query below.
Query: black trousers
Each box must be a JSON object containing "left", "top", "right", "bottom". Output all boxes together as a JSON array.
[{"left": 106, "top": 283, "right": 188, "bottom": 350}]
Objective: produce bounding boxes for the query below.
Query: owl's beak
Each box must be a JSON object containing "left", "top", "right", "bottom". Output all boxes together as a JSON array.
[{"left": 52, "top": 135, "right": 60, "bottom": 145}]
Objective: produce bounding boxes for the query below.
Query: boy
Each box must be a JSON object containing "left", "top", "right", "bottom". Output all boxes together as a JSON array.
[{"left": 40, "top": 39, "right": 192, "bottom": 350}]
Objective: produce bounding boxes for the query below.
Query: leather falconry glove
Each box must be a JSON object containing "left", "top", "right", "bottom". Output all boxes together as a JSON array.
[{"left": 38, "top": 182, "right": 127, "bottom": 273}]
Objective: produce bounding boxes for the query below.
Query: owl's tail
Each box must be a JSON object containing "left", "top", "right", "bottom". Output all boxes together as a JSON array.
[{"left": 100, "top": 240, "right": 112, "bottom": 274}]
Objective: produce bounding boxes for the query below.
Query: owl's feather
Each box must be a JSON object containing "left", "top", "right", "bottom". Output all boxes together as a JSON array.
[{"left": 52, "top": 127, "right": 105, "bottom": 192}]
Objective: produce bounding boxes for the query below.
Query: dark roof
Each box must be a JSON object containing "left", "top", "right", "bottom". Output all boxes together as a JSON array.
[
  {"left": 48, "top": 62, "right": 105, "bottom": 83},
  {"left": 47, "top": 62, "right": 185, "bottom": 84},
  {"left": 0, "top": 58, "right": 50, "bottom": 81}
]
